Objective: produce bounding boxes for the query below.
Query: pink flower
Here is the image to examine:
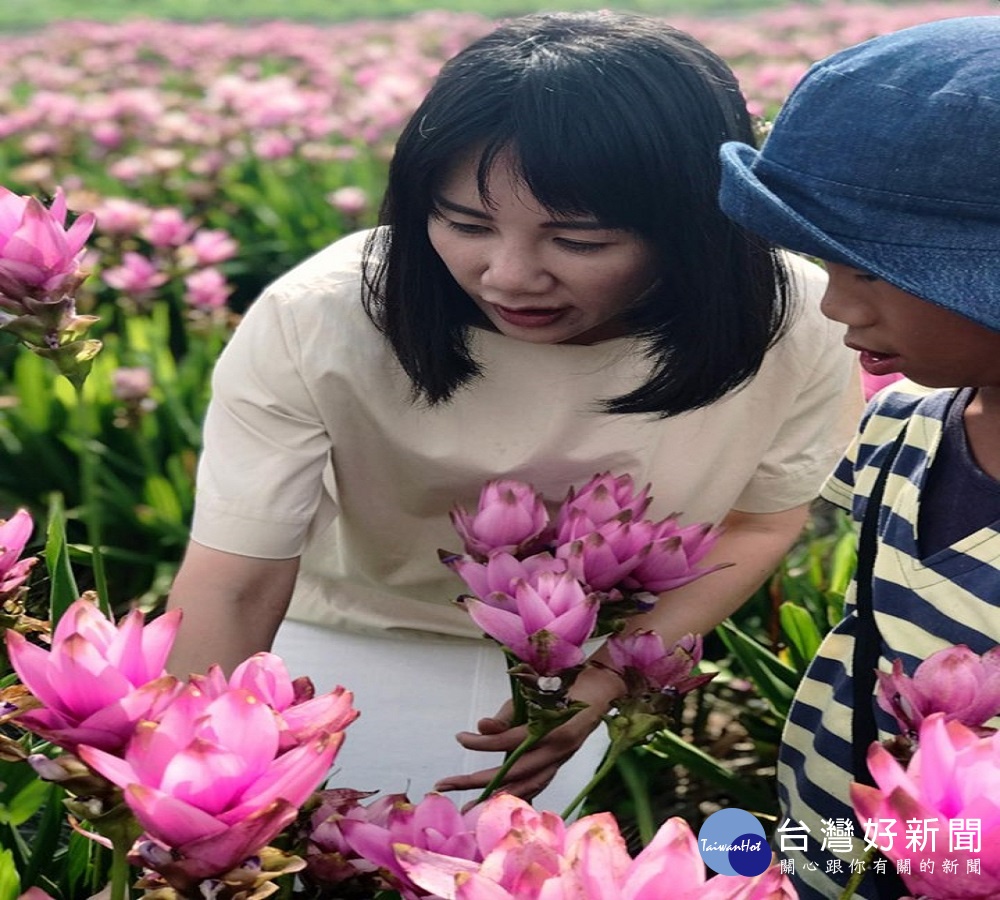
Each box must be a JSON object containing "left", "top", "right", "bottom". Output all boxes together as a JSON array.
[
  {"left": 327, "top": 186, "right": 370, "bottom": 218},
  {"left": 608, "top": 631, "right": 716, "bottom": 697},
  {"left": 303, "top": 788, "right": 395, "bottom": 887},
  {"left": 91, "top": 197, "right": 150, "bottom": 235},
  {"left": 554, "top": 472, "right": 652, "bottom": 540},
  {"left": 78, "top": 681, "right": 352, "bottom": 892},
  {"left": 622, "top": 519, "right": 721, "bottom": 593},
  {"left": 0, "top": 185, "right": 95, "bottom": 301},
  {"left": 339, "top": 792, "right": 481, "bottom": 899},
  {"left": 111, "top": 366, "right": 153, "bottom": 402},
  {"left": 396, "top": 794, "right": 794, "bottom": 899},
  {"left": 183, "top": 266, "right": 232, "bottom": 310},
  {"left": 450, "top": 480, "right": 552, "bottom": 560},
  {"left": 140, "top": 207, "right": 194, "bottom": 248},
  {"left": 557, "top": 516, "right": 720, "bottom": 596},
  {"left": 5, "top": 597, "right": 183, "bottom": 752},
  {"left": 461, "top": 571, "right": 599, "bottom": 675},
  {"left": 192, "top": 651, "right": 359, "bottom": 751},
  {"left": 851, "top": 714, "right": 1000, "bottom": 899},
  {"left": 876, "top": 645, "right": 1000, "bottom": 737},
  {"left": 177, "top": 228, "right": 239, "bottom": 267},
  {"left": 0, "top": 508, "right": 38, "bottom": 597},
  {"left": 101, "top": 251, "right": 168, "bottom": 296},
  {"left": 443, "top": 550, "right": 569, "bottom": 606}
]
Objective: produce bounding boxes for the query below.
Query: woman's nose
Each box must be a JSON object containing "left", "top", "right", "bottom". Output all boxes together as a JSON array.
[{"left": 480, "top": 241, "right": 552, "bottom": 293}]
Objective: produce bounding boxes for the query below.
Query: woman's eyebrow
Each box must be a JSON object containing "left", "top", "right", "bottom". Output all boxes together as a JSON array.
[{"left": 434, "top": 196, "right": 606, "bottom": 230}]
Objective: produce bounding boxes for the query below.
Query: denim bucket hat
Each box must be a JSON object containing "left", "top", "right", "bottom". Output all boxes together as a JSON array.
[{"left": 719, "top": 16, "right": 1000, "bottom": 331}]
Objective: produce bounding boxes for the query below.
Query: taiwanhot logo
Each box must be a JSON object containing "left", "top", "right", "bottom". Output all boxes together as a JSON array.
[{"left": 697, "top": 808, "right": 772, "bottom": 877}]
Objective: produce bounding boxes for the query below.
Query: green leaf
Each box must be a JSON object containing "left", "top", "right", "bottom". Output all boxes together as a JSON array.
[
  {"left": 778, "top": 600, "right": 824, "bottom": 674},
  {"left": 45, "top": 492, "right": 80, "bottom": 625},
  {"left": 715, "top": 618, "right": 798, "bottom": 719},
  {"left": 828, "top": 528, "right": 858, "bottom": 598},
  {"left": 21, "top": 783, "right": 67, "bottom": 890},
  {"left": 643, "top": 728, "right": 776, "bottom": 816},
  {"left": 143, "top": 474, "right": 184, "bottom": 524},
  {"left": 0, "top": 848, "right": 21, "bottom": 900},
  {"left": 0, "top": 774, "right": 50, "bottom": 827}
]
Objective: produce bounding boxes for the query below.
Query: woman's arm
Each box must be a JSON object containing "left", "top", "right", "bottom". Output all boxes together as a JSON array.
[
  {"left": 164, "top": 540, "right": 300, "bottom": 678},
  {"left": 434, "top": 501, "right": 811, "bottom": 801}
]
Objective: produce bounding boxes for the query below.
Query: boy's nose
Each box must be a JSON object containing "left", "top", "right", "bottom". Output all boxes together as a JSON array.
[{"left": 820, "top": 282, "right": 877, "bottom": 328}]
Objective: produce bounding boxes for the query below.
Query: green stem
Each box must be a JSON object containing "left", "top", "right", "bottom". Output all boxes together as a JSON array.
[
  {"left": 614, "top": 749, "right": 655, "bottom": 845},
  {"left": 560, "top": 739, "right": 627, "bottom": 822},
  {"left": 475, "top": 730, "right": 544, "bottom": 806},
  {"left": 838, "top": 844, "right": 879, "bottom": 900},
  {"left": 75, "top": 385, "right": 109, "bottom": 613},
  {"left": 109, "top": 836, "right": 131, "bottom": 900}
]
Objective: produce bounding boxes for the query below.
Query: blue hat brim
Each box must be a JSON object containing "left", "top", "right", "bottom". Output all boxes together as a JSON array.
[
  {"left": 719, "top": 141, "right": 1000, "bottom": 331},
  {"left": 721, "top": 141, "right": 896, "bottom": 276}
]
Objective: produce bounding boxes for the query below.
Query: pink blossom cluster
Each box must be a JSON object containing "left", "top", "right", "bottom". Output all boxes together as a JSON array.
[
  {"left": 442, "top": 472, "right": 720, "bottom": 678},
  {"left": 3, "top": 584, "right": 358, "bottom": 895},
  {"left": 302, "top": 789, "right": 795, "bottom": 899},
  {"left": 92, "top": 197, "right": 239, "bottom": 312}
]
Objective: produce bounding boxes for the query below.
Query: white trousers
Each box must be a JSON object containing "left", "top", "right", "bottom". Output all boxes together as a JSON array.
[{"left": 272, "top": 619, "right": 610, "bottom": 815}]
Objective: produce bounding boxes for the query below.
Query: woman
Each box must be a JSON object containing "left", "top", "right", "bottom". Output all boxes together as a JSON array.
[{"left": 166, "top": 11, "right": 856, "bottom": 810}]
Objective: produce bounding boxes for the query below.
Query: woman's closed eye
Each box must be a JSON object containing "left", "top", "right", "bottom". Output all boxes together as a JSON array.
[{"left": 554, "top": 237, "right": 608, "bottom": 254}]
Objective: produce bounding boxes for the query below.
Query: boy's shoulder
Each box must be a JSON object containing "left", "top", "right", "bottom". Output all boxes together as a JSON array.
[{"left": 859, "top": 381, "right": 951, "bottom": 443}]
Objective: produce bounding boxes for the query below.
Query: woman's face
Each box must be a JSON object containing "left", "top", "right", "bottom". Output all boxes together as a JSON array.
[{"left": 427, "top": 152, "right": 659, "bottom": 345}]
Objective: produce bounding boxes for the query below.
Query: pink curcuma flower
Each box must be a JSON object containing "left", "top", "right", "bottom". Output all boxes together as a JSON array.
[
  {"left": 191, "top": 651, "right": 359, "bottom": 752},
  {"left": 339, "top": 792, "right": 482, "bottom": 899},
  {"left": 396, "top": 793, "right": 794, "bottom": 899},
  {"left": 177, "top": 228, "right": 239, "bottom": 267},
  {"left": 851, "top": 713, "right": 1000, "bottom": 899},
  {"left": 450, "top": 480, "right": 552, "bottom": 560},
  {"left": 460, "top": 572, "right": 599, "bottom": 675},
  {"left": 0, "top": 186, "right": 95, "bottom": 301},
  {"left": 0, "top": 508, "right": 38, "bottom": 597},
  {"left": 139, "top": 206, "right": 195, "bottom": 248},
  {"left": 876, "top": 644, "right": 1000, "bottom": 738},
  {"left": 5, "top": 597, "right": 182, "bottom": 752},
  {"left": 78, "top": 680, "right": 354, "bottom": 893},
  {"left": 183, "top": 266, "right": 233, "bottom": 310},
  {"left": 443, "top": 550, "right": 570, "bottom": 608},
  {"left": 302, "top": 788, "right": 395, "bottom": 888},
  {"left": 100, "top": 251, "right": 168, "bottom": 296},
  {"left": 554, "top": 472, "right": 652, "bottom": 541},
  {"left": 556, "top": 516, "right": 720, "bottom": 595},
  {"left": 327, "top": 185, "right": 370, "bottom": 218},
  {"left": 608, "top": 631, "right": 716, "bottom": 698}
]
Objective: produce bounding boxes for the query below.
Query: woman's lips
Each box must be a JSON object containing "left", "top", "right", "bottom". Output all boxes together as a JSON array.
[
  {"left": 858, "top": 348, "right": 902, "bottom": 377},
  {"left": 492, "top": 304, "right": 567, "bottom": 328}
]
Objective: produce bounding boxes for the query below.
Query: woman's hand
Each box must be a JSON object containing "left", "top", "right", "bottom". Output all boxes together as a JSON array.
[{"left": 433, "top": 664, "right": 624, "bottom": 803}]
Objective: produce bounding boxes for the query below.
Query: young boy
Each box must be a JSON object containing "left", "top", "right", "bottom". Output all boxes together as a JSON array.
[{"left": 718, "top": 16, "right": 1000, "bottom": 900}]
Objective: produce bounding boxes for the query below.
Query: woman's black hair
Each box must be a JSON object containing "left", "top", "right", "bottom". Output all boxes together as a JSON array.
[{"left": 361, "top": 10, "right": 792, "bottom": 417}]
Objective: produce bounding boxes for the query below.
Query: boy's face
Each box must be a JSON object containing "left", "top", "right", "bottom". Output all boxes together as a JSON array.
[{"left": 821, "top": 263, "right": 1000, "bottom": 389}]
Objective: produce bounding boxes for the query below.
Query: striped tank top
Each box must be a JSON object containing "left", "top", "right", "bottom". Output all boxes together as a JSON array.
[{"left": 778, "top": 386, "right": 1000, "bottom": 899}]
